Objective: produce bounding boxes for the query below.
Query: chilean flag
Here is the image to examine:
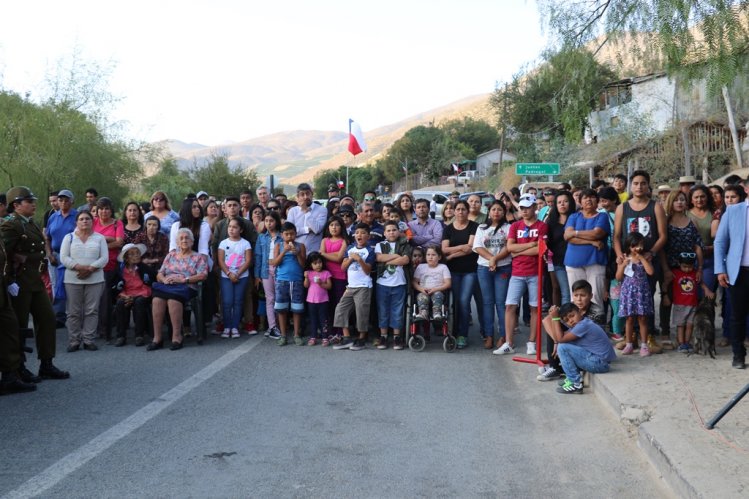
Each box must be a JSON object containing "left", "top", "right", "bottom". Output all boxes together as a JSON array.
[{"left": 348, "top": 119, "right": 367, "bottom": 156}]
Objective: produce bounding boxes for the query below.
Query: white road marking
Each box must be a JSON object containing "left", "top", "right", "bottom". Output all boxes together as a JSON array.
[{"left": 2, "top": 339, "right": 261, "bottom": 499}]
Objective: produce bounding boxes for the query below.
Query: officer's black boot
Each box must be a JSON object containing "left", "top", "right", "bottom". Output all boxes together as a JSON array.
[
  {"left": 18, "top": 364, "right": 42, "bottom": 384},
  {"left": 38, "top": 360, "right": 70, "bottom": 380},
  {"left": 0, "top": 371, "right": 37, "bottom": 395}
]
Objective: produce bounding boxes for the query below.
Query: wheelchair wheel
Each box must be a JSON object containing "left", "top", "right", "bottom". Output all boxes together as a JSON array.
[
  {"left": 408, "top": 335, "right": 426, "bottom": 352},
  {"left": 443, "top": 335, "right": 457, "bottom": 353}
]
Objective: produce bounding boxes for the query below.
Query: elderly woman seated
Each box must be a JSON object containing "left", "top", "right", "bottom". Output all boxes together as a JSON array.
[{"left": 147, "top": 228, "right": 208, "bottom": 351}]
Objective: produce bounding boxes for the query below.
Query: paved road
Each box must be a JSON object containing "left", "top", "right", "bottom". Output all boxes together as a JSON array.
[{"left": 1, "top": 331, "right": 672, "bottom": 498}]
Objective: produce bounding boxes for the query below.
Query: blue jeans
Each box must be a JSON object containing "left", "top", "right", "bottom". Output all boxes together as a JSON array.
[
  {"left": 220, "top": 276, "right": 248, "bottom": 329},
  {"left": 554, "top": 265, "right": 571, "bottom": 305},
  {"left": 376, "top": 284, "right": 406, "bottom": 330},
  {"left": 477, "top": 264, "right": 511, "bottom": 338},
  {"left": 557, "top": 343, "right": 610, "bottom": 384},
  {"left": 451, "top": 272, "right": 477, "bottom": 337},
  {"left": 701, "top": 256, "right": 716, "bottom": 296}
]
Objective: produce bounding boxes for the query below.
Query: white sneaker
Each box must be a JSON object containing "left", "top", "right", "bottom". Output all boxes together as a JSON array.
[
  {"left": 493, "top": 343, "right": 514, "bottom": 355},
  {"left": 537, "top": 366, "right": 561, "bottom": 381},
  {"left": 220, "top": 329, "right": 230, "bottom": 339},
  {"left": 526, "top": 341, "right": 536, "bottom": 355},
  {"left": 231, "top": 328, "right": 240, "bottom": 339}
]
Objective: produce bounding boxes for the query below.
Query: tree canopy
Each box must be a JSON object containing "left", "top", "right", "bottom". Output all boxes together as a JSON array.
[
  {"left": 0, "top": 90, "right": 141, "bottom": 210},
  {"left": 491, "top": 47, "right": 618, "bottom": 144},
  {"left": 538, "top": 0, "right": 749, "bottom": 92}
]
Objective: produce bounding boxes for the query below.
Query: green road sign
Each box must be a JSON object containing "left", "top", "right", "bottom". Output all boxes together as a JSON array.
[{"left": 515, "top": 163, "right": 560, "bottom": 175}]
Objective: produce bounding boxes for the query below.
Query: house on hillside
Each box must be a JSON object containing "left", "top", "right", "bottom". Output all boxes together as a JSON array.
[
  {"left": 579, "top": 71, "right": 749, "bottom": 183},
  {"left": 476, "top": 149, "right": 517, "bottom": 177}
]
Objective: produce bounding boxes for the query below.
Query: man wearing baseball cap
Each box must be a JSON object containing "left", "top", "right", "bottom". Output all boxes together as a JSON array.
[{"left": 45, "top": 189, "right": 78, "bottom": 327}]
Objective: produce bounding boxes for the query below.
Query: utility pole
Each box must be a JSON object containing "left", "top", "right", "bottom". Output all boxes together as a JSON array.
[
  {"left": 722, "top": 86, "right": 744, "bottom": 169},
  {"left": 497, "top": 83, "right": 509, "bottom": 174}
]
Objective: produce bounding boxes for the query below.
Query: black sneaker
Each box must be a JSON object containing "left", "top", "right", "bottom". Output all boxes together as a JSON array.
[
  {"left": 393, "top": 336, "right": 404, "bottom": 350},
  {"left": 332, "top": 336, "right": 354, "bottom": 350},
  {"left": 376, "top": 336, "right": 388, "bottom": 350},
  {"left": 349, "top": 339, "right": 366, "bottom": 351},
  {"left": 732, "top": 356, "right": 746, "bottom": 369},
  {"left": 556, "top": 379, "right": 583, "bottom": 394},
  {"left": 267, "top": 326, "right": 282, "bottom": 340}
]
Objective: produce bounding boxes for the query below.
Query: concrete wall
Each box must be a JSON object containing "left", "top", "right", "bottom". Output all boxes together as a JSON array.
[{"left": 476, "top": 149, "right": 516, "bottom": 176}]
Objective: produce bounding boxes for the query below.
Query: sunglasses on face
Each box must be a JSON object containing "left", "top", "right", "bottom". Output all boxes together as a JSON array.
[
  {"left": 341, "top": 213, "right": 353, "bottom": 218},
  {"left": 267, "top": 206, "right": 279, "bottom": 210},
  {"left": 364, "top": 196, "right": 375, "bottom": 201},
  {"left": 679, "top": 252, "right": 696, "bottom": 259}
]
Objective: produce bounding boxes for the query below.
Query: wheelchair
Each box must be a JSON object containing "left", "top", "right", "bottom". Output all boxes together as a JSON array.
[{"left": 405, "top": 289, "right": 455, "bottom": 352}]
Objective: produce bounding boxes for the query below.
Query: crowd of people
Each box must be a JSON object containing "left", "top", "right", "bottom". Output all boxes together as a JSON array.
[{"left": 1, "top": 169, "right": 749, "bottom": 397}]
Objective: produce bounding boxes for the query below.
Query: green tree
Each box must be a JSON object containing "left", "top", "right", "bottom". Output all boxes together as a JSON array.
[
  {"left": 0, "top": 90, "right": 141, "bottom": 213},
  {"left": 141, "top": 157, "right": 193, "bottom": 207},
  {"left": 189, "top": 153, "right": 260, "bottom": 200},
  {"left": 538, "top": 0, "right": 749, "bottom": 93},
  {"left": 491, "top": 48, "right": 618, "bottom": 144},
  {"left": 440, "top": 117, "right": 500, "bottom": 158}
]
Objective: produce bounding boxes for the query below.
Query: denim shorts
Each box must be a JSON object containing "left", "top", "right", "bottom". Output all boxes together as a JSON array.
[
  {"left": 274, "top": 280, "right": 304, "bottom": 313},
  {"left": 505, "top": 275, "right": 539, "bottom": 307}
]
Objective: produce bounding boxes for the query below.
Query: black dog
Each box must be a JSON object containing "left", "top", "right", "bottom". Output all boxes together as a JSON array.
[{"left": 691, "top": 296, "right": 716, "bottom": 358}]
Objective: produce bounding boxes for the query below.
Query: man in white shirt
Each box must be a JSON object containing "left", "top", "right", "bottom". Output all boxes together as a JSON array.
[{"left": 286, "top": 183, "right": 327, "bottom": 253}]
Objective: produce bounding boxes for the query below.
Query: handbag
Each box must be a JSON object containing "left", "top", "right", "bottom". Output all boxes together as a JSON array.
[{"left": 152, "top": 281, "right": 195, "bottom": 301}]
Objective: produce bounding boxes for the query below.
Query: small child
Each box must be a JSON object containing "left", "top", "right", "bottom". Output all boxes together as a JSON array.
[
  {"left": 304, "top": 252, "right": 332, "bottom": 346},
  {"left": 389, "top": 207, "right": 413, "bottom": 241},
  {"left": 332, "top": 223, "right": 375, "bottom": 351},
  {"left": 410, "top": 246, "right": 425, "bottom": 272},
  {"left": 217, "top": 217, "right": 253, "bottom": 338},
  {"left": 374, "top": 221, "right": 411, "bottom": 350},
  {"left": 254, "top": 211, "right": 283, "bottom": 339},
  {"left": 271, "top": 222, "right": 306, "bottom": 346},
  {"left": 113, "top": 243, "right": 154, "bottom": 347},
  {"left": 320, "top": 216, "right": 348, "bottom": 344},
  {"left": 616, "top": 232, "right": 655, "bottom": 356},
  {"left": 671, "top": 252, "right": 714, "bottom": 352},
  {"left": 413, "top": 246, "right": 452, "bottom": 322}
]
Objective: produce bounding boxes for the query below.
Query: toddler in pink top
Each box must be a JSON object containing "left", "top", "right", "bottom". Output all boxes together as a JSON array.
[{"left": 304, "top": 252, "right": 332, "bottom": 345}]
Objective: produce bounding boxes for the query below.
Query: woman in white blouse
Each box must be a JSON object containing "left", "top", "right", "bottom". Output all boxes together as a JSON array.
[{"left": 60, "top": 211, "right": 109, "bottom": 352}]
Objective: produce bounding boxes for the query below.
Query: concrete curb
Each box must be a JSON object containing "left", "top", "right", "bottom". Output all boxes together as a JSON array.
[{"left": 590, "top": 362, "right": 749, "bottom": 499}]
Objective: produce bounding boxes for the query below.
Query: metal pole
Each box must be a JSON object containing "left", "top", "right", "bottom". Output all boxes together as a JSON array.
[
  {"left": 706, "top": 382, "right": 749, "bottom": 429},
  {"left": 346, "top": 164, "right": 350, "bottom": 194}
]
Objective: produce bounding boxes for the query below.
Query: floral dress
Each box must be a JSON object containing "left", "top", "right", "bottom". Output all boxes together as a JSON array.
[{"left": 618, "top": 261, "right": 654, "bottom": 317}]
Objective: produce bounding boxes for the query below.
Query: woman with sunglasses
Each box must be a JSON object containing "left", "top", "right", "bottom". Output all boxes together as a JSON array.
[
  {"left": 659, "top": 190, "right": 704, "bottom": 346},
  {"left": 145, "top": 191, "right": 180, "bottom": 237}
]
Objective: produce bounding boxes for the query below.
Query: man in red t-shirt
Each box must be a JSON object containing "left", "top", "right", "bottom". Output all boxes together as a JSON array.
[{"left": 494, "top": 194, "right": 548, "bottom": 356}]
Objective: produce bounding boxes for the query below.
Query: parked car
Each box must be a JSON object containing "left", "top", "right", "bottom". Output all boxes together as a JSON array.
[{"left": 458, "top": 191, "right": 495, "bottom": 214}]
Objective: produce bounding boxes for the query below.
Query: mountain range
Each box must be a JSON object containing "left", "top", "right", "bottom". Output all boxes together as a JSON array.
[{"left": 150, "top": 93, "right": 495, "bottom": 186}]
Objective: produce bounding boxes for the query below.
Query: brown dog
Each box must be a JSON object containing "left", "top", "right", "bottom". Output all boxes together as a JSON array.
[{"left": 691, "top": 296, "right": 716, "bottom": 358}]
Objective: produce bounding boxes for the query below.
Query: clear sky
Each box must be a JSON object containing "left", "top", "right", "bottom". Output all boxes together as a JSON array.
[{"left": 0, "top": 0, "right": 546, "bottom": 145}]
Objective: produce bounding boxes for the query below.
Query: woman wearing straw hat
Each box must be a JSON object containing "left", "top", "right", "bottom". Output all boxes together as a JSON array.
[{"left": 113, "top": 243, "right": 155, "bottom": 347}]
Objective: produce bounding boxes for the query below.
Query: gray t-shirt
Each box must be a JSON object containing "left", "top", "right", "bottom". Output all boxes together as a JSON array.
[{"left": 568, "top": 317, "right": 617, "bottom": 362}]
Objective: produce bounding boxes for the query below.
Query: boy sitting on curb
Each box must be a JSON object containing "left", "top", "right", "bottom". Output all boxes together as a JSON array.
[
  {"left": 542, "top": 303, "right": 617, "bottom": 394},
  {"left": 537, "top": 280, "right": 605, "bottom": 381}
]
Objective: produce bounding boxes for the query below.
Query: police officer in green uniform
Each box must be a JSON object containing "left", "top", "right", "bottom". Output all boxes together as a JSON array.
[
  {"left": 1, "top": 187, "right": 69, "bottom": 382},
  {"left": 0, "top": 235, "right": 36, "bottom": 394}
]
